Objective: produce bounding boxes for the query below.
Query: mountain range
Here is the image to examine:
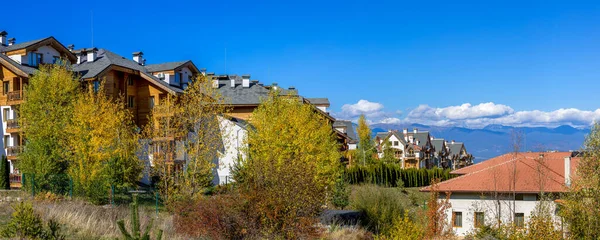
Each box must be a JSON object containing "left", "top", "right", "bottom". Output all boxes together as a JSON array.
[{"left": 367, "top": 123, "right": 589, "bottom": 162}]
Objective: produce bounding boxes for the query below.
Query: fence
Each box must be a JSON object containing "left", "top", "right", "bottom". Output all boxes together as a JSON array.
[
  {"left": 20, "top": 173, "right": 161, "bottom": 211},
  {"left": 345, "top": 163, "right": 453, "bottom": 188}
]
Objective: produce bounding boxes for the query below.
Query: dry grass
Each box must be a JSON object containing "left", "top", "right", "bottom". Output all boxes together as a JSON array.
[
  {"left": 33, "top": 200, "right": 185, "bottom": 239},
  {"left": 325, "top": 225, "right": 374, "bottom": 240}
]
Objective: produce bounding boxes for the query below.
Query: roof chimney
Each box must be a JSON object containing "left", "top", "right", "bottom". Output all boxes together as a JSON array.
[
  {"left": 8, "top": 38, "right": 15, "bottom": 46},
  {"left": 272, "top": 82, "right": 278, "bottom": 90},
  {"left": 200, "top": 68, "right": 207, "bottom": 76},
  {"left": 132, "top": 52, "right": 143, "bottom": 65},
  {"left": 413, "top": 128, "right": 418, "bottom": 134},
  {"left": 564, "top": 156, "right": 571, "bottom": 187},
  {"left": 212, "top": 79, "right": 219, "bottom": 88},
  {"left": 242, "top": 74, "right": 250, "bottom": 88},
  {"left": 87, "top": 48, "right": 98, "bottom": 62},
  {"left": 76, "top": 49, "right": 87, "bottom": 64},
  {"left": 0, "top": 31, "right": 6, "bottom": 46},
  {"left": 230, "top": 77, "right": 235, "bottom": 88},
  {"left": 67, "top": 44, "right": 75, "bottom": 52},
  {"left": 451, "top": 140, "right": 455, "bottom": 144}
]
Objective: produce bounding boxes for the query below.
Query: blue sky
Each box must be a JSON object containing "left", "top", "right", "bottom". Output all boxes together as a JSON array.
[{"left": 3, "top": 0, "right": 600, "bottom": 127}]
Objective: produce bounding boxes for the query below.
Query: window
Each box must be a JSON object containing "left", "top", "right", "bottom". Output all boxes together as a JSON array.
[
  {"left": 174, "top": 73, "right": 181, "bottom": 83},
  {"left": 514, "top": 213, "right": 524, "bottom": 227},
  {"left": 149, "top": 96, "right": 155, "bottom": 109},
  {"left": 515, "top": 194, "right": 524, "bottom": 200},
  {"left": 475, "top": 212, "right": 484, "bottom": 228},
  {"left": 3, "top": 82, "right": 8, "bottom": 95},
  {"left": 28, "top": 53, "right": 43, "bottom": 67},
  {"left": 93, "top": 80, "right": 100, "bottom": 93},
  {"left": 393, "top": 141, "right": 399, "bottom": 146},
  {"left": 452, "top": 212, "right": 462, "bottom": 227},
  {"left": 3, "top": 135, "right": 9, "bottom": 147},
  {"left": 127, "top": 96, "right": 135, "bottom": 108},
  {"left": 3, "top": 108, "right": 9, "bottom": 122},
  {"left": 127, "top": 76, "right": 134, "bottom": 86}
]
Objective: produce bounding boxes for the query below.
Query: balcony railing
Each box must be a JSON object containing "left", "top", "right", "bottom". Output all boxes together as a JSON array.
[
  {"left": 10, "top": 174, "right": 21, "bottom": 184},
  {"left": 7, "top": 91, "right": 22, "bottom": 102},
  {"left": 7, "top": 146, "right": 23, "bottom": 156},
  {"left": 6, "top": 119, "right": 19, "bottom": 130}
]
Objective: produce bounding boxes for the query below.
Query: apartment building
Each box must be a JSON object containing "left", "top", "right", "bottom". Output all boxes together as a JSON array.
[{"left": 375, "top": 128, "right": 472, "bottom": 170}]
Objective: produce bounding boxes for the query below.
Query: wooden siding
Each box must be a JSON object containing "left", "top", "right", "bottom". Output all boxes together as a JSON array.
[{"left": 227, "top": 106, "right": 257, "bottom": 121}]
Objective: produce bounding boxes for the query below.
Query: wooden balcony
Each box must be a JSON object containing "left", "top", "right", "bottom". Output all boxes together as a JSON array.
[
  {"left": 6, "top": 146, "right": 23, "bottom": 160},
  {"left": 9, "top": 174, "right": 21, "bottom": 189},
  {"left": 6, "top": 119, "right": 20, "bottom": 133},
  {"left": 7, "top": 91, "right": 23, "bottom": 105}
]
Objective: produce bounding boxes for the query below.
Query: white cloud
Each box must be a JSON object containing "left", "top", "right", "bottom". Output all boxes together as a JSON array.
[{"left": 335, "top": 101, "right": 600, "bottom": 128}]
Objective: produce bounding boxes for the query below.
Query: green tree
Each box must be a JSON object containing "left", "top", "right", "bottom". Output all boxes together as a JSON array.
[
  {"left": 332, "top": 175, "right": 350, "bottom": 209},
  {"left": 117, "top": 194, "right": 163, "bottom": 240},
  {"left": 235, "top": 91, "right": 341, "bottom": 238},
  {"left": 562, "top": 123, "right": 600, "bottom": 239},
  {"left": 19, "top": 65, "right": 80, "bottom": 190},
  {"left": 357, "top": 114, "right": 375, "bottom": 165},
  {"left": 0, "top": 155, "right": 9, "bottom": 189},
  {"left": 380, "top": 140, "right": 398, "bottom": 163}
]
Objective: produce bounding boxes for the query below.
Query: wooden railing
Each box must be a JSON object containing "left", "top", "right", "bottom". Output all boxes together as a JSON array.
[
  {"left": 7, "top": 146, "right": 23, "bottom": 156},
  {"left": 9, "top": 174, "right": 21, "bottom": 184},
  {"left": 6, "top": 119, "right": 19, "bottom": 130},
  {"left": 7, "top": 91, "right": 22, "bottom": 102}
]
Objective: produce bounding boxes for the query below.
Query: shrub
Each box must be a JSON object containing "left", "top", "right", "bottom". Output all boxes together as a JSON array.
[
  {"left": 350, "top": 184, "right": 405, "bottom": 234},
  {"left": 332, "top": 176, "right": 350, "bottom": 209},
  {"left": 346, "top": 163, "right": 452, "bottom": 188},
  {"left": 381, "top": 210, "right": 424, "bottom": 240},
  {"left": 1, "top": 201, "right": 44, "bottom": 238},
  {"left": 117, "top": 194, "right": 163, "bottom": 240},
  {"left": 173, "top": 193, "right": 257, "bottom": 239}
]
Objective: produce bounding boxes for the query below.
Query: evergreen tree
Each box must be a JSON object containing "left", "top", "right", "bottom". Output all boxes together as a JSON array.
[{"left": 0, "top": 155, "right": 9, "bottom": 189}]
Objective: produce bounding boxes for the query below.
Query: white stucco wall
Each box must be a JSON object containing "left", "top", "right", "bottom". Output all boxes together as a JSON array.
[
  {"left": 35, "top": 45, "right": 60, "bottom": 64},
  {"left": 8, "top": 54, "right": 24, "bottom": 64},
  {"left": 215, "top": 117, "right": 247, "bottom": 185},
  {"left": 444, "top": 193, "right": 560, "bottom": 236}
]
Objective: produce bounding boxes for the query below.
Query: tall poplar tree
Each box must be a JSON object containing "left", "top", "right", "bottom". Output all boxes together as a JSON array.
[{"left": 357, "top": 114, "right": 375, "bottom": 165}]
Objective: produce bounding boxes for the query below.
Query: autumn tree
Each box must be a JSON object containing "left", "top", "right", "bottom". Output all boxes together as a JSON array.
[
  {"left": 67, "top": 84, "right": 141, "bottom": 201},
  {"left": 144, "top": 74, "right": 229, "bottom": 202},
  {"left": 234, "top": 91, "right": 341, "bottom": 238},
  {"left": 357, "top": 114, "right": 375, "bottom": 165},
  {"left": 19, "top": 65, "right": 80, "bottom": 191},
  {"left": 425, "top": 178, "right": 452, "bottom": 238},
  {"left": 381, "top": 140, "right": 398, "bottom": 164},
  {"left": 562, "top": 123, "right": 600, "bottom": 239}
]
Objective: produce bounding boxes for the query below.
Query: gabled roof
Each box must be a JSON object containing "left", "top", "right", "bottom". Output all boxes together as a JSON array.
[
  {"left": 72, "top": 49, "right": 183, "bottom": 94},
  {"left": 216, "top": 77, "right": 295, "bottom": 105},
  {"left": 421, "top": 152, "right": 579, "bottom": 194},
  {"left": 145, "top": 60, "right": 198, "bottom": 73},
  {"left": 448, "top": 142, "right": 465, "bottom": 157},
  {"left": 377, "top": 131, "right": 408, "bottom": 146},
  {"left": 306, "top": 98, "right": 330, "bottom": 106},
  {"left": 0, "top": 53, "right": 37, "bottom": 76},
  {"left": 432, "top": 139, "right": 446, "bottom": 153},
  {"left": 333, "top": 120, "right": 357, "bottom": 143},
  {"left": 0, "top": 36, "right": 76, "bottom": 62},
  {"left": 406, "top": 131, "right": 431, "bottom": 149}
]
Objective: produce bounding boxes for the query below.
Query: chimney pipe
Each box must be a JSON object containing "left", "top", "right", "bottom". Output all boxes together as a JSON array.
[
  {"left": 0, "top": 31, "right": 7, "bottom": 46},
  {"left": 67, "top": 44, "right": 75, "bottom": 52},
  {"left": 451, "top": 140, "right": 455, "bottom": 144},
  {"left": 414, "top": 128, "right": 418, "bottom": 134},
  {"left": 564, "top": 157, "right": 571, "bottom": 187},
  {"left": 132, "top": 52, "right": 143, "bottom": 64},
  {"left": 242, "top": 74, "right": 250, "bottom": 88},
  {"left": 200, "top": 68, "right": 207, "bottom": 76},
  {"left": 8, "top": 38, "right": 15, "bottom": 46},
  {"left": 230, "top": 77, "right": 235, "bottom": 88}
]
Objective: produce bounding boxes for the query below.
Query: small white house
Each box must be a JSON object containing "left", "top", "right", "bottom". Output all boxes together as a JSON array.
[{"left": 421, "top": 152, "right": 578, "bottom": 236}]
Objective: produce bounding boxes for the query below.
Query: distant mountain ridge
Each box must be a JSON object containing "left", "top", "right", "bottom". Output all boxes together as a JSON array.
[{"left": 367, "top": 123, "right": 589, "bottom": 162}]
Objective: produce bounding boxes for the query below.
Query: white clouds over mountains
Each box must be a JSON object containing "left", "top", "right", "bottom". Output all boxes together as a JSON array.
[{"left": 334, "top": 100, "right": 600, "bottom": 128}]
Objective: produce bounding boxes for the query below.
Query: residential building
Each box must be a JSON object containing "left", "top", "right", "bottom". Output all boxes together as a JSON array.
[
  {"left": 333, "top": 120, "right": 358, "bottom": 150},
  {"left": 375, "top": 128, "right": 435, "bottom": 169},
  {"left": 421, "top": 152, "right": 579, "bottom": 236},
  {"left": 0, "top": 32, "right": 77, "bottom": 174}
]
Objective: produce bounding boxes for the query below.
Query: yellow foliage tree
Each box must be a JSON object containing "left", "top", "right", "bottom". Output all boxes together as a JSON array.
[
  {"left": 67, "top": 83, "right": 141, "bottom": 199},
  {"left": 144, "top": 74, "right": 229, "bottom": 202},
  {"left": 235, "top": 91, "right": 341, "bottom": 238},
  {"left": 357, "top": 114, "right": 375, "bottom": 165}
]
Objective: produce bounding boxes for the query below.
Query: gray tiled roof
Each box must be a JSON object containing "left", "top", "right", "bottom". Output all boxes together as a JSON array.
[
  {"left": 306, "top": 98, "right": 330, "bottom": 105},
  {"left": 432, "top": 139, "right": 445, "bottom": 152},
  {"left": 216, "top": 77, "right": 295, "bottom": 105},
  {"left": 0, "top": 54, "right": 37, "bottom": 75},
  {"left": 72, "top": 49, "right": 183, "bottom": 93},
  {"left": 333, "top": 120, "right": 357, "bottom": 143},
  {"left": 0, "top": 37, "right": 49, "bottom": 53},
  {"left": 145, "top": 61, "right": 189, "bottom": 73},
  {"left": 448, "top": 142, "right": 465, "bottom": 157}
]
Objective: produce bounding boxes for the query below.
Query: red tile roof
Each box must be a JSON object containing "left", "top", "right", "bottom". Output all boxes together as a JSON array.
[{"left": 422, "top": 152, "right": 579, "bottom": 194}]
